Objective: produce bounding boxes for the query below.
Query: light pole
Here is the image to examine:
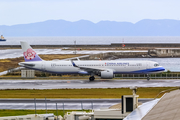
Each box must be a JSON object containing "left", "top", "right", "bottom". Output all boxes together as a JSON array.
[{"left": 74, "top": 40, "right": 76, "bottom": 54}]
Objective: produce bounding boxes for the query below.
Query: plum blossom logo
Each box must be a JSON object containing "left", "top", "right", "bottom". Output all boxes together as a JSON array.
[{"left": 23, "top": 48, "right": 36, "bottom": 60}]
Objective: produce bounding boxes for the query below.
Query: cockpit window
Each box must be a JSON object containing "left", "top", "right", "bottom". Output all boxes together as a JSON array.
[{"left": 154, "top": 63, "right": 159, "bottom": 67}]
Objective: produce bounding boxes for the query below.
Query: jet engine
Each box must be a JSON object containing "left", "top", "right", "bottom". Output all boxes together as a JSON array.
[{"left": 100, "top": 70, "right": 114, "bottom": 79}]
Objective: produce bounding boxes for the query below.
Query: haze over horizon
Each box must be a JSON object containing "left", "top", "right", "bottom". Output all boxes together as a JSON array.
[{"left": 1, "top": 0, "right": 180, "bottom": 25}]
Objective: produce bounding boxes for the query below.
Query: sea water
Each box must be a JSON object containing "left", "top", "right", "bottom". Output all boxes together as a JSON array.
[{"left": 1, "top": 36, "right": 180, "bottom": 45}]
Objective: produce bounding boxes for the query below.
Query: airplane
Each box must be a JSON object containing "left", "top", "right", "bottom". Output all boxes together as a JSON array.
[{"left": 18, "top": 41, "right": 165, "bottom": 81}]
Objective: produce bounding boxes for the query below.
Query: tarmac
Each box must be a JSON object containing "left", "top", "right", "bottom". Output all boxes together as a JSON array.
[
  {"left": 0, "top": 79, "right": 177, "bottom": 110},
  {"left": 0, "top": 79, "right": 180, "bottom": 89}
]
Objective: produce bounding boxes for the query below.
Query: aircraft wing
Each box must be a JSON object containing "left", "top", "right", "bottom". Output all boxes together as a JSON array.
[
  {"left": 71, "top": 60, "right": 105, "bottom": 73},
  {"left": 18, "top": 62, "right": 35, "bottom": 67}
]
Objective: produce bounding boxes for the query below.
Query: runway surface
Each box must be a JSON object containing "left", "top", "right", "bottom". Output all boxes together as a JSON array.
[
  {"left": 0, "top": 79, "right": 180, "bottom": 89},
  {"left": 0, "top": 99, "right": 152, "bottom": 110}
]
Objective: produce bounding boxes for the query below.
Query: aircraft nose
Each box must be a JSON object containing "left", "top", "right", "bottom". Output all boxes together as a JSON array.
[{"left": 160, "top": 66, "right": 165, "bottom": 71}]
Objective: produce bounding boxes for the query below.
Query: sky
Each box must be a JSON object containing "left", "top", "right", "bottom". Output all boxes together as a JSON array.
[{"left": 0, "top": 0, "right": 180, "bottom": 25}]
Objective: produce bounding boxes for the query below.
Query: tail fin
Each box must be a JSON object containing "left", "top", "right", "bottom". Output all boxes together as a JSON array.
[{"left": 20, "top": 41, "right": 42, "bottom": 62}]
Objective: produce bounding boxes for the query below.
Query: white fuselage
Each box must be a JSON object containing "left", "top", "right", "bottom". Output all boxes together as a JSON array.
[{"left": 19, "top": 60, "right": 165, "bottom": 75}]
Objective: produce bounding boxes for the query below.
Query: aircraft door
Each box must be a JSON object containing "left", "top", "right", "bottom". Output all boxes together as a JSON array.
[
  {"left": 146, "top": 62, "right": 150, "bottom": 69},
  {"left": 41, "top": 62, "right": 46, "bottom": 71}
]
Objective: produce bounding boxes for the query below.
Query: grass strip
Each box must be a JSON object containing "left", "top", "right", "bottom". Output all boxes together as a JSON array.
[
  {"left": 0, "top": 109, "right": 90, "bottom": 117},
  {"left": 0, "top": 87, "right": 177, "bottom": 98}
]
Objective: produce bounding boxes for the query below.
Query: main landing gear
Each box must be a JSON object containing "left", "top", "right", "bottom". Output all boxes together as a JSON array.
[
  {"left": 147, "top": 74, "right": 150, "bottom": 81},
  {"left": 89, "top": 76, "right": 95, "bottom": 81}
]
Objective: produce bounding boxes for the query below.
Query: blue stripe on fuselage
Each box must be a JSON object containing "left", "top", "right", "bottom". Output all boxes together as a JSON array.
[
  {"left": 133, "top": 67, "right": 165, "bottom": 73},
  {"left": 114, "top": 67, "right": 165, "bottom": 74}
]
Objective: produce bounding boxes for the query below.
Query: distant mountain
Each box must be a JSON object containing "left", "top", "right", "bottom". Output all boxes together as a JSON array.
[{"left": 1, "top": 19, "right": 180, "bottom": 36}]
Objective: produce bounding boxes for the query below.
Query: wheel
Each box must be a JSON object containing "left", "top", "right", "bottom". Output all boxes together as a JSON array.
[
  {"left": 147, "top": 74, "right": 150, "bottom": 81},
  {"left": 89, "top": 76, "right": 95, "bottom": 81},
  {"left": 89, "top": 77, "right": 92, "bottom": 81}
]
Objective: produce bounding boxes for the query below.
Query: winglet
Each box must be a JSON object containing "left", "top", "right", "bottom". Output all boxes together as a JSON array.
[{"left": 71, "top": 60, "right": 78, "bottom": 67}]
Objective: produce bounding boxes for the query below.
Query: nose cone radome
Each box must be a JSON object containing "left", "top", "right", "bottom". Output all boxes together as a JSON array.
[{"left": 159, "top": 66, "right": 165, "bottom": 72}]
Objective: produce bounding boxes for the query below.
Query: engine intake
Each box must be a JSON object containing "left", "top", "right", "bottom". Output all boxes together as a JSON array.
[{"left": 101, "top": 70, "right": 114, "bottom": 79}]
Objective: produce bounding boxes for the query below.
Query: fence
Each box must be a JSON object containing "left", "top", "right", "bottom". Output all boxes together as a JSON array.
[
  {"left": 0, "top": 99, "right": 121, "bottom": 110},
  {"left": 115, "top": 73, "right": 180, "bottom": 79}
]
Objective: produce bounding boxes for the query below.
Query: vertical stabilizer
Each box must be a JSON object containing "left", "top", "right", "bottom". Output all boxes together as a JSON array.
[{"left": 20, "top": 41, "right": 42, "bottom": 62}]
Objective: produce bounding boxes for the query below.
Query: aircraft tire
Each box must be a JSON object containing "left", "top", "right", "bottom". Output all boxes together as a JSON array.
[
  {"left": 89, "top": 76, "right": 95, "bottom": 81},
  {"left": 147, "top": 75, "right": 150, "bottom": 81}
]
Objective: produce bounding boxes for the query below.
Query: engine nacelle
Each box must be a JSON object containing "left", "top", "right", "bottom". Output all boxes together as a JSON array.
[{"left": 101, "top": 70, "right": 114, "bottom": 79}]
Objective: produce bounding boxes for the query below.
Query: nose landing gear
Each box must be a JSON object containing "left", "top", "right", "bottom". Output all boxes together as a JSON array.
[{"left": 147, "top": 74, "right": 150, "bottom": 81}]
